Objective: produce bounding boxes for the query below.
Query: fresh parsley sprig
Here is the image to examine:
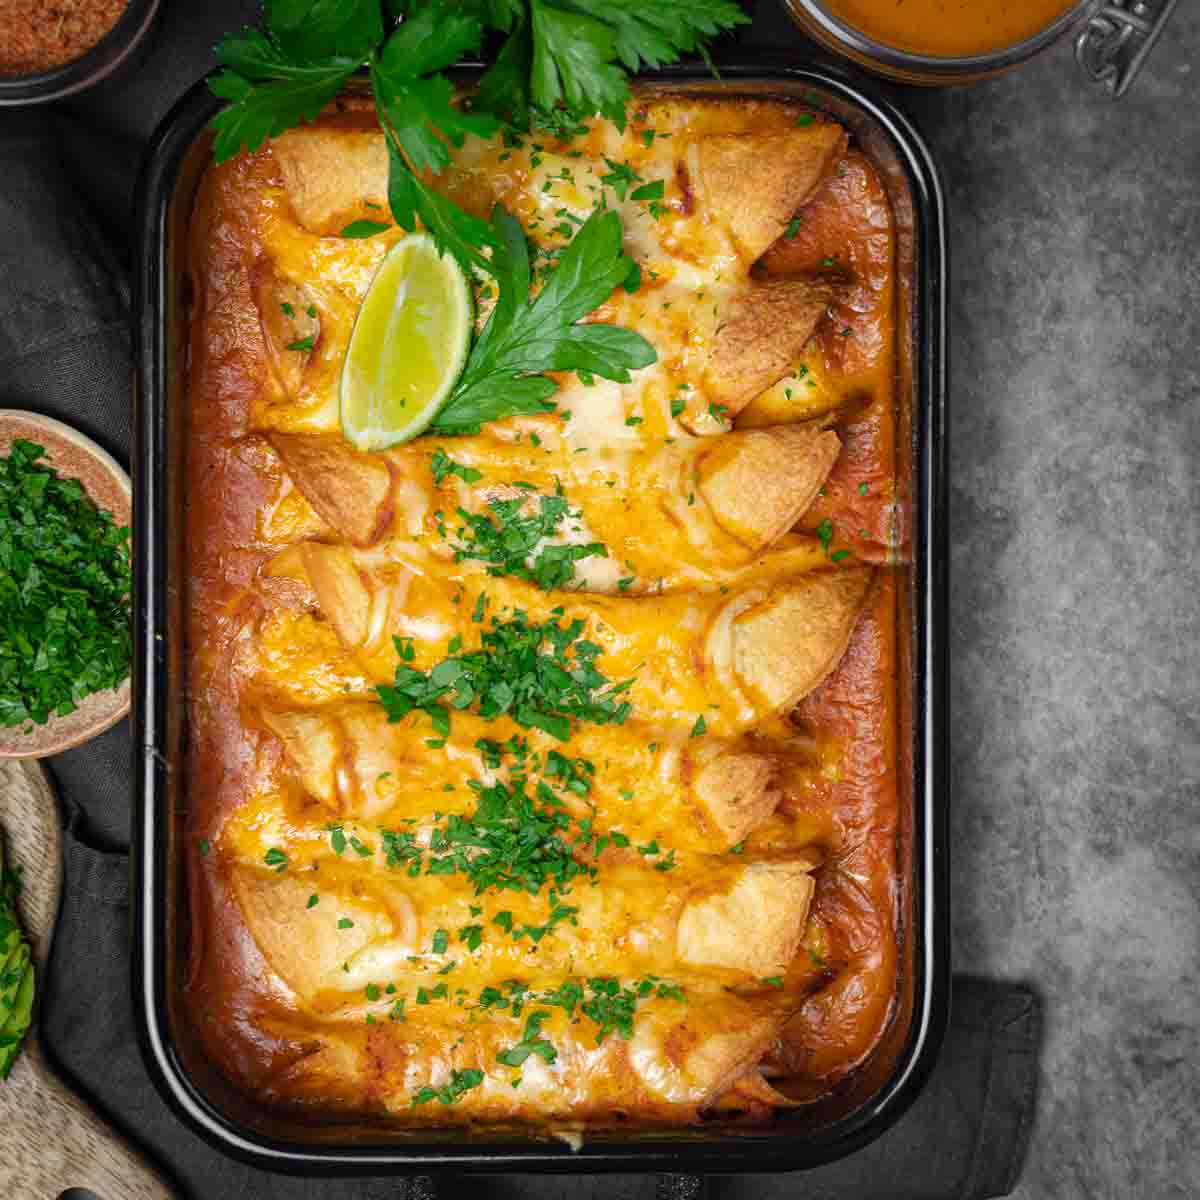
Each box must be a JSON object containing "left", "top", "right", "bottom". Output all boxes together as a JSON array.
[
  {"left": 429, "top": 206, "right": 655, "bottom": 433},
  {"left": 208, "top": 0, "right": 748, "bottom": 265}
]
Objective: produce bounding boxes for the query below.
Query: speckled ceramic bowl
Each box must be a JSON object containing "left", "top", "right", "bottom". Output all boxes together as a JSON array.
[{"left": 0, "top": 411, "right": 132, "bottom": 759}]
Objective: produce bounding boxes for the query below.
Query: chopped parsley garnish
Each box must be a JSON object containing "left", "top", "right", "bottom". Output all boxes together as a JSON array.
[
  {"left": 306, "top": 893, "right": 319, "bottom": 909},
  {"left": 451, "top": 492, "right": 607, "bottom": 591},
  {"left": 411, "top": 1067, "right": 485, "bottom": 1107},
  {"left": 830, "top": 549, "right": 851, "bottom": 563},
  {"left": 630, "top": 179, "right": 664, "bottom": 203},
  {"left": 0, "top": 439, "right": 132, "bottom": 729},
  {"left": 430, "top": 448, "right": 482, "bottom": 486},
  {"left": 795, "top": 113, "right": 815, "bottom": 127},
  {"left": 284, "top": 336, "right": 314, "bottom": 352},
  {"left": 815, "top": 519, "right": 834, "bottom": 552},
  {"left": 431, "top": 928, "right": 449, "bottom": 954},
  {"left": 338, "top": 219, "right": 391, "bottom": 238},
  {"left": 375, "top": 610, "right": 633, "bottom": 742},
  {"left": 784, "top": 216, "right": 803, "bottom": 239},
  {"left": 496, "top": 1010, "right": 557, "bottom": 1067},
  {"left": 263, "top": 847, "right": 288, "bottom": 872},
  {"left": 670, "top": 396, "right": 686, "bottom": 418},
  {"left": 858, "top": 481, "right": 870, "bottom": 496},
  {"left": 337, "top": 918, "right": 354, "bottom": 930},
  {"left": 581, "top": 978, "right": 641, "bottom": 1044},
  {"left": 601, "top": 158, "right": 641, "bottom": 201}
]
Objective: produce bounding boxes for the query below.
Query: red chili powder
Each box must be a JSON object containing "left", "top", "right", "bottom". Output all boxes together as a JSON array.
[{"left": 0, "top": 0, "right": 131, "bottom": 77}]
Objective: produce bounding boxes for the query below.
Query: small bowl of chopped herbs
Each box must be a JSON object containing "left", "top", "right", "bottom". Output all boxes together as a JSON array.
[{"left": 0, "top": 413, "right": 132, "bottom": 758}]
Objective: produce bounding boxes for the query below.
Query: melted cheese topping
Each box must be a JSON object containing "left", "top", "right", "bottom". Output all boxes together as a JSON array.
[{"left": 184, "top": 92, "right": 901, "bottom": 1127}]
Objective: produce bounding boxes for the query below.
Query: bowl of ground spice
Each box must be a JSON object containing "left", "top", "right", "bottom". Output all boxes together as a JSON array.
[
  {"left": 0, "top": 0, "right": 161, "bottom": 106},
  {"left": 0, "top": 411, "right": 132, "bottom": 758}
]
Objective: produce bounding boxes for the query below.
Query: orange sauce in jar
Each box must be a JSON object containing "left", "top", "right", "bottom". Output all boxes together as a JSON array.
[{"left": 819, "top": 0, "right": 1080, "bottom": 57}]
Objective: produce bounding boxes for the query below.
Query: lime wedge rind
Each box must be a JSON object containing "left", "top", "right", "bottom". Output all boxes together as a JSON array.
[{"left": 340, "top": 233, "right": 473, "bottom": 452}]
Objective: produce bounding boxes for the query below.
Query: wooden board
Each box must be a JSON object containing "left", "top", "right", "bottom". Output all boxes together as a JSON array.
[{"left": 0, "top": 759, "right": 175, "bottom": 1199}]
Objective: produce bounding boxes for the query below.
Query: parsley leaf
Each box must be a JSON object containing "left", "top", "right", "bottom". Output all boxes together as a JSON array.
[
  {"left": 430, "top": 448, "right": 483, "bottom": 485},
  {"left": 411, "top": 1066, "right": 485, "bottom": 1106},
  {"left": 496, "top": 1010, "right": 558, "bottom": 1067},
  {"left": 208, "top": 30, "right": 360, "bottom": 164},
  {"left": 339, "top": 219, "right": 391, "bottom": 238},
  {"left": 430, "top": 206, "right": 656, "bottom": 433}
]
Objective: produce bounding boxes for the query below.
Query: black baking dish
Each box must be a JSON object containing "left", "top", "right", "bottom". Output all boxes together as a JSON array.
[{"left": 131, "top": 61, "right": 949, "bottom": 1173}]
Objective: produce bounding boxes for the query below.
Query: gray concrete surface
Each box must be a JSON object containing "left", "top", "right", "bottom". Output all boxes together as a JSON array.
[{"left": 896, "top": 11, "right": 1200, "bottom": 1199}]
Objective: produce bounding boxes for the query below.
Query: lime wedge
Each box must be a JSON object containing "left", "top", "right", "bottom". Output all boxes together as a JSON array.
[{"left": 340, "top": 233, "right": 472, "bottom": 451}]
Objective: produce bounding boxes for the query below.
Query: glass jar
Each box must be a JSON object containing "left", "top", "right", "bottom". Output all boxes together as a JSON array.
[{"left": 782, "top": 0, "right": 1178, "bottom": 97}]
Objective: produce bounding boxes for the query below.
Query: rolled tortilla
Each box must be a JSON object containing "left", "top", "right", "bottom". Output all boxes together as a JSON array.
[
  {"left": 270, "top": 432, "right": 393, "bottom": 547},
  {"left": 271, "top": 126, "right": 388, "bottom": 235},
  {"left": 230, "top": 854, "right": 818, "bottom": 1005},
  {"left": 269, "top": 426, "right": 842, "bottom": 582},
  {"left": 685, "top": 125, "right": 848, "bottom": 263},
  {"left": 254, "top": 985, "right": 788, "bottom": 1122},
  {"left": 274, "top": 550, "right": 874, "bottom": 736},
  {"left": 256, "top": 701, "right": 781, "bottom": 852},
  {"left": 702, "top": 278, "right": 836, "bottom": 418}
]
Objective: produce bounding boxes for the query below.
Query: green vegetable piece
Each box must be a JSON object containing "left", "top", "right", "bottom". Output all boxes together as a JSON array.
[{"left": 0, "top": 440, "right": 132, "bottom": 730}]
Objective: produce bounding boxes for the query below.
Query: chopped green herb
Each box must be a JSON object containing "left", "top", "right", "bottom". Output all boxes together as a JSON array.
[
  {"left": 285, "top": 336, "right": 314, "bottom": 352},
  {"left": 496, "top": 1010, "right": 557, "bottom": 1067},
  {"left": 600, "top": 158, "right": 641, "bottom": 201},
  {"left": 690, "top": 714, "right": 706, "bottom": 738},
  {"left": 0, "top": 439, "right": 132, "bottom": 730},
  {"left": 411, "top": 1067, "right": 484, "bottom": 1107},
  {"left": 339, "top": 219, "right": 391, "bottom": 238},
  {"left": 430, "top": 448, "right": 483, "bottom": 486},
  {"left": 450, "top": 491, "right": 607, "bottom": 592},
  {"left": 263, "top": 847, "right": 288, "bottom": 872},
  {"left": 630, "top": 179, "right": 664, "bottom": 203},
  {"left": 306, "top": 893, "right": 319, "bottom": 909},
  {"left": 376, "top": 610, "right": 633, "bottom": 742},
  {"left": 432, "top": 928, "right": 449, "bottom": 955}
]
